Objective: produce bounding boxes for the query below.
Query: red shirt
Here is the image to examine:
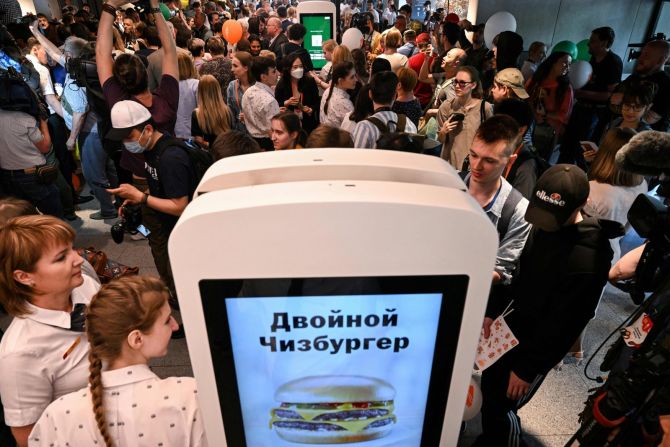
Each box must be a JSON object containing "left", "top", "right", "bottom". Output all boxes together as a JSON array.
[{"left": 408, "top": 52, "right": 435, "bottom": 107}]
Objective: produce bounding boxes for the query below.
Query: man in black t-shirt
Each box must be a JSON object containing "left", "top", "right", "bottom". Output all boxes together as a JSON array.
[
  {"left": 616, "top": 40, "right": 670, "bottom": 132},
  {"left": 558, "top": 27, "right": 623, "bottom": 167},
  {"left": 106, "top": 100, "right": 192, "bottom": 304}
]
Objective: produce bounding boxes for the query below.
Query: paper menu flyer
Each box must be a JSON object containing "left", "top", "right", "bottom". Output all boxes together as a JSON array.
[{"left": 475, "top": 315, "right": 519, "bottom": 371}]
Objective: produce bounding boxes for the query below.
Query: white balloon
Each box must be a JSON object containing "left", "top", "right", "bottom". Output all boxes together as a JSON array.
[
  {"left": 569, "top": 60, "right": 593, "bottom": 89},
  {"left": 484, "top": 11, "right": 517, "bottom": 50},
  {"left": 342, "top": 28, "right": 364, "bottom": 51},
  {"left": 463, "top": 375, "right": 483, "bottom": 421}
]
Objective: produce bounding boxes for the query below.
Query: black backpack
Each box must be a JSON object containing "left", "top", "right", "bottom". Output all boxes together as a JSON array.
[
  {"left": 511, "top": 145, "right": 551, "bottom": 180},
  {"left": 0, "top": 67, "right": 43, "bottom": 119},
  {"left": 154, "top": 137, "right": 214, "bottom": 198},
  {"left": 366, "top": 113, "right": 428, "bottom": 153}
]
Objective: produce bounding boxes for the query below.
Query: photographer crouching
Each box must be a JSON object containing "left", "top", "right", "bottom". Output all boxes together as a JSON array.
[
  {"left": 568, "top": 131, "right": 670, "bottom": 446},
  {"left": 106, "top": 101, "right": 193, "bottom": 334}
]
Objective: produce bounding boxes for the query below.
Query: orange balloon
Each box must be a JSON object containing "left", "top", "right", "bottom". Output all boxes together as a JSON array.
[{"left": 222, "top": 20, "right": 243, "bottom": 45}]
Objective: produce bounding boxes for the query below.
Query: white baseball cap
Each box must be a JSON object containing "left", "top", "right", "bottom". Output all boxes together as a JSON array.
[{"left": 107, "top": 100, "right": 152, "bottom": 141}]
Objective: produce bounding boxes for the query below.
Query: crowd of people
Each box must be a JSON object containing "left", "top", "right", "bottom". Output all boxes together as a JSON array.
[{"left": 1, "top": 0, "right": 670, "bottom": 445}]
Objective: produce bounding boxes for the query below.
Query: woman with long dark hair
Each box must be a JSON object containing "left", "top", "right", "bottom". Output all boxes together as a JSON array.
[
  {"left": 274, "top": 52, "right": 320, "bottom": 133},
  {"left": 320, "top": 62, "right": 357, "bottom": 127},
  {"left": 525, "top": 51, "right": 574, "bottom": 159}
]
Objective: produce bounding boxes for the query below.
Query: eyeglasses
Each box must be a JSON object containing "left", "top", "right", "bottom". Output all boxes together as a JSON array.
[
  {"left": 622, "top": 103, "right": 645, "bottom": 112},
  {"left": 453, "top": 80, "right": 474, "bottom": 87}
]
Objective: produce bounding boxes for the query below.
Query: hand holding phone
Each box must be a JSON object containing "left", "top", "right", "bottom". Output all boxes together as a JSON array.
[
  {"left": 449, "top": 112, "right": 465, "bottom": 123},
  {"left": 580, "top": 141, "right": 598, "bottom": 152}
]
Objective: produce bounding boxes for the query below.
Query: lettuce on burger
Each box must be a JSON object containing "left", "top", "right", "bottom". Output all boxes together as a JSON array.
[{"left": 270, "top": 375, "right": 397, "bottom": 444}]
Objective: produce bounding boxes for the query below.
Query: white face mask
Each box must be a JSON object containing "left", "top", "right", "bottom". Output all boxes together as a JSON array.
[
  {"left": 290, "top": 68, "right": 304, "bottom": 79},
  {"left": 123, "top": 127, "right": 148, "bottom": 154}
]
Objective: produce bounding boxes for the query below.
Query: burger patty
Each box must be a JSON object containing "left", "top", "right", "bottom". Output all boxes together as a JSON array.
[
  {"left": 273, "top": 417, "right": 395, "bottom": 432},
  {"left": 274, "top": 409, "right": 390, "bottom": 421},
  {"left": 273, "top": 421, "right": 346, "bottom": 432},
  {"left": 366, "top": 417, "right": 395, "bottom": 428}
]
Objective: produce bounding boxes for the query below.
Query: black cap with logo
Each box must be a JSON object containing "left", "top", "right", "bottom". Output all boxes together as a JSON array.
[{"left": 525, "top": 164, "right": 589, "bottom": 232}]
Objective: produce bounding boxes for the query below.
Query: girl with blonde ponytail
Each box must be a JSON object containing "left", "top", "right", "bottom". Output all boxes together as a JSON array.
[{"left": 29, "top": 276, "right": 207, "bottom": 447}]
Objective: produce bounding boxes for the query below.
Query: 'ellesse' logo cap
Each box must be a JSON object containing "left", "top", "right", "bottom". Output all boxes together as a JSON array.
[{"left": 525, "top": 164, "right": 589, "bottom": 231}]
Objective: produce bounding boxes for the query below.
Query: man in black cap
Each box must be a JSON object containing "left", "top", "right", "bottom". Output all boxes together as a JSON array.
[{"left": 475, "top": 164, "right": 623, "bottom": 446}]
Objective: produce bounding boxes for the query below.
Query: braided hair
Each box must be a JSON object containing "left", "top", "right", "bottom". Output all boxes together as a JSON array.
[{"left": 86, "top": 276, "right": 169, "bottom": 447}]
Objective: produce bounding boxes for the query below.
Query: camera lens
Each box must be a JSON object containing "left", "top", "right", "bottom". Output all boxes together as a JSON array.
[{"left": 111, "top": 222, "right": 125, "bottom": 244}]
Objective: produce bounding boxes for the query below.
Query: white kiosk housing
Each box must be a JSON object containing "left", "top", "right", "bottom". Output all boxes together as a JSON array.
[
  {"left": 296, "top": 1, "right": 336, "bottom": 70},
  {"left": 170, "top": 149, "right": 498, "bottom": 447}
]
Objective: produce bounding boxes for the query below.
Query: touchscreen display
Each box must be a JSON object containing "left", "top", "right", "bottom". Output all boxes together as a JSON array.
[
  {"left": 200, "top": 275, "right": 468, "bottom": 447},
  {"left": 300, "top": 14, "right": 332, "bottom": 69}
]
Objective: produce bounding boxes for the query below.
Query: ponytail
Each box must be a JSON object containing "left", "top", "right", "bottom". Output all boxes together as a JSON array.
[{"left": 324, "top": 61, "right": 354, "bottom": 116}]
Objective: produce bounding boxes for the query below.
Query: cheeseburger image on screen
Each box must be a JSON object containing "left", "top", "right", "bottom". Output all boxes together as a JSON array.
[{"left": 270, "top": 375, "right": 397, "bottom": 444}]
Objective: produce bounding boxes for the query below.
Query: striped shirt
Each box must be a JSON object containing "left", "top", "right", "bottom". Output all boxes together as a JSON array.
[{"left": 352, "top": 110, "right": 418, "bottom": 149}]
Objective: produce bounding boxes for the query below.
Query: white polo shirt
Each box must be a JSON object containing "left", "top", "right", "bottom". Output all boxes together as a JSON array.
[
  {"left": 0, "top": 274, "right": 99, "bottom": 427},
  {"left": 29, "top": 364, "right": 208, "bottom": 447}
]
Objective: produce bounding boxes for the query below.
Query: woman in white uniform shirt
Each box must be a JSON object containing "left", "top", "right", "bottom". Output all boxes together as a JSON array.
[
  {"left": 0, "top": 215, "right": 100, "bottom": 447},
  {"left": 29, "top": 276, "right": 207, "bottom": 447}
]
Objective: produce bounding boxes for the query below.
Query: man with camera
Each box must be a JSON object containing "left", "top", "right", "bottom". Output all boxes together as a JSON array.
[{"left": 106, "top": 100, "right": 193, "bottom": 309}]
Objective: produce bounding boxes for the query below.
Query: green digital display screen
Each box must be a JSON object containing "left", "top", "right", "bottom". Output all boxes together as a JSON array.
[{"left": 300, "top": 14, "right": 332, "bottom": 70}]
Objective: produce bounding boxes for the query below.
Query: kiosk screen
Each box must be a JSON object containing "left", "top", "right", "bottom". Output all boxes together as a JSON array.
[
  {"left": 199, "top": 275, "right": 468, "bottom": 446},
  {"left": 300, "top": 13, "right": 332, "bottom": 69}
]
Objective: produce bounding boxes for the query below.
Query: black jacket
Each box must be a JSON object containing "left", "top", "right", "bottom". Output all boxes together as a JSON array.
[
  {"left": 268, "top": 33, "right": 289, "bottom": 60},
  {"left": 493, "top": 217, "right": 624, "bottom": 382}
]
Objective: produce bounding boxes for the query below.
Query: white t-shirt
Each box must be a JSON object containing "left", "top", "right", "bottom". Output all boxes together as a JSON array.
[
  {"left": 0, "top": 274, "right": 100, "bottom": 427},
  {"left": 584, "top": 179, "right": 648, "bottom": 261},
  {"left": 376, "top": 52, "right": 408, "bottom": 73},
  {"left": 26, "top": 54, "right": 57, "bottom": 115},
  {"left": 29, "top": 364, "right": 207, "bottom": 447}
]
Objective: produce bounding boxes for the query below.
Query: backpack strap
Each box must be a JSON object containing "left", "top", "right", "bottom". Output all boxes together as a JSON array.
[
  {"left": 365, "top": 116, "right": 389, "bottom": 134},
  {"left": 480, "top": 99, "right": 487, "bottom": 124},
  {"left": 498, "top": 186, "right": 524, "bottom": 242},
  {"left": 395, "top": 113, "right": 407, "bottom": 132}
]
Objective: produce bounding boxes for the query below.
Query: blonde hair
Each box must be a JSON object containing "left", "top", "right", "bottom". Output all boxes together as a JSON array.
[
  {"left": 177, "top": 52, "right": 199, "bottom": 81},
  {"left": 322, "top": 39, "right": 337, "bottom": 53},
  {"left": 87, "top": 276, "right": 169, "bottom": 447},
  {"left": 384, "top": 28, "right": 402, "bottom": 49},
  {"left": 0, "top": 197, "right": 37, "bottom": 224},
  {"left": 332, "top": 45, "right": 353, "bottom": 65},
  {"left": 0, "top": 215, "right": 75, "bottom": 316},
  {"left": 589, "top": 128, "right": 644, "bottom": 187},
  {"left": 196, "top": 74, "right": 232, "bottom": 136},
  {"left": 259, "top": 49, "right": 276, "bottom": 60}
]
